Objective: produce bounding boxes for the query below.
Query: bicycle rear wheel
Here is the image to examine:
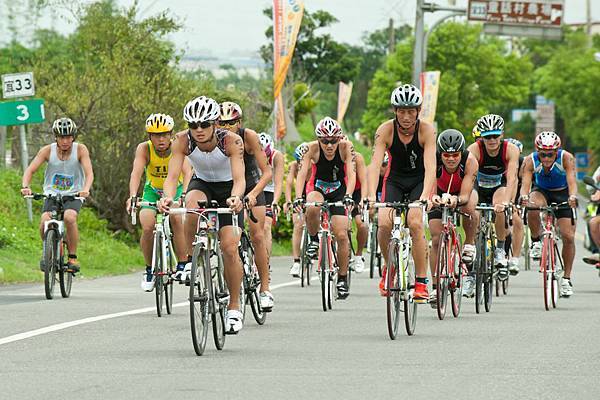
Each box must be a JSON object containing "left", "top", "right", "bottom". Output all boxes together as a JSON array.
[
  {"left": 59, "top": 240, "right": 72, "bottom": 298},
  {"left": 154, "top": 234, "right": 164, "bottom": 317},
  {"left": 541, "top": 236, "right": 551, "bottom": 311},
  {"left": 403, "top": 249, "right": 417, "bottom": 336},
  {"left": 386, "top": 239, "right": 401, "bottom": 339},
  {"left": 189, "top": 244, "right": 209, "bottom": 356},
  {"left": 43, "top": 229, "right": 58, "bottom": 300}
]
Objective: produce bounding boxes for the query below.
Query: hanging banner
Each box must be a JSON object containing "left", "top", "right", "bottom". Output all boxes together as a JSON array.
[
  {"left": 337, "top": 81, "right": 353, "bottom": 123},
  {"left": 273, "top": 0, "right": 304, "bottom": 100},
  {"left": 419, "top": 71, "right": 441, "bottom": 124},
  {"left": 275, "top": 94, "right": 286, "bottom": 140}
]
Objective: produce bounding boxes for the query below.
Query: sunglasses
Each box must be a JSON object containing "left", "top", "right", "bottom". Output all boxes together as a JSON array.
[
  {"left": 188, "top": 121, "right": 213, "bottom": 130},
  {"left": 319, "top": 138, "right": 339, "bottom": 146},
  {"left": 441, "top": 152, "right": 461, "bottom": 159},
  {"left": 539, "top": 151, "right": 557, "bottom": 159},
  {"left": 217, "top": 119, "right": 239, "bottom": 128},
  {"left": 482, "top": 134, "right": 501, "bottom": 140}
]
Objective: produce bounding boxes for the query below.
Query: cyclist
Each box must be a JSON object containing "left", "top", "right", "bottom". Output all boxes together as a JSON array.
[
  {"left": 284, "top": 142, "right": 310, "bottom": 277},
  {"left": 293, "top": 117, "right": 356, "bottom": 298},
  {"left": 583, "top": 166, "right": 600, "bottom": 266},
  {"left": 466, "top": 114, "right": 520, "bottom": 280},
  {"left": 258, "top": 132, "right": 284, "bottom": 269},
  {"left": 126, "top": 113, "right": 193, "bottom": 291},
  {"left": 367, "top": 84, "right": 437, "bottom": 302},
  {"left": 504, "top": 137, "right": 525, "bottom": 275},
  {"left": 428, "top": 129, "right": 479, "bottom": 302},
  {"left": 158, "top": 96, "right": 246, "bottom": 334},
  {"left": 217, "top": 102, "right": 274, "bottom": 311},
  {"left": 21, "top": 117, "right": 94, "bottom": 273},
  {"left": 348, "top": 139, "right": 368, "bottom": 273},
  {"left": 519, "top": 131, "right": 578, "bottom": 297}
]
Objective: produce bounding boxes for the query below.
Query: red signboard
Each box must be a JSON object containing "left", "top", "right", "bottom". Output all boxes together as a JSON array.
[{"left": 468, "top": 1, "right": 564, "bottom": 27}]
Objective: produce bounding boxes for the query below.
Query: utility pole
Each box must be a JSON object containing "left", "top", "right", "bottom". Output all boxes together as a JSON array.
[
  {"left": 0, "top": 126, "right": 6, "bottom": 168},
  {"left": 388, "top": 18, "right": 395, "bottom": 54},
  {"left": 587, "top": 0, "right": 592, "bottom": 48}
]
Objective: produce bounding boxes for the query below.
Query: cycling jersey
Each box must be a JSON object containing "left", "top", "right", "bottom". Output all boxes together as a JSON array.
[
  {"left": 476, "top": 140, "right": 508, "bottom": 189},
  {"left": 186, "top": 129, "right": 232, "bottom": 182},
  {"left": 238, "top": 128, "right": 261, "bottom": 189},
  {"left": 145, "top": 140, "right": 182, "bottom": 190},
  {"left": 264, "top": 149, "right": 276, "bottom": 193},
  {"left": 532, "top": 149, "right": 567, "bottom": 190},
  {"left": 306, "top": 145, "right": 346, "bottom": 215}
]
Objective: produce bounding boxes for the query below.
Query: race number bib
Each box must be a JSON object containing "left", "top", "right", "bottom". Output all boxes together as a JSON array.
[
  {"left": 315, "top": 179, "right": 341, "bottom": 195},
  {"left": 477, "top": 171, "right": 502, "bottom": 189},
  {"left": 51, "top": 173, "right": 74, "bottom": 191}
]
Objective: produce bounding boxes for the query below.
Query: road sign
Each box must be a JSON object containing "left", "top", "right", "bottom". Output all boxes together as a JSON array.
[
  {"left": 2, "top": 72, "right": 35, "bottom": 99},
  {"left": 0, "top": 99, "right": 45, "bottom": 126},
  {"left": 468, "top": 1, "right": 564, "bottom": 40}
]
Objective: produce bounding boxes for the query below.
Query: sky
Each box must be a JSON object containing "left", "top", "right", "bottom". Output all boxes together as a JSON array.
[{"left": 5, "top": 0, "right": 600, "bottom": 58}]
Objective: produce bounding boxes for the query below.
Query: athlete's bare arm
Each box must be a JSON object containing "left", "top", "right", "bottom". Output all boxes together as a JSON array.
[
  {"left": 128, "top": 143, "right": 149, "bottom": 198},
  {"left": 243, "top": 128, "right": 272, "bottom": 197},
  {"left": 356, "top": 152, "right": 368, "bottom": 200},
  {"left": 21, "top": 145, "right": 51, "bottom": 191},
  {"left": 504, "top": 144, "right": 519, "bottom": 204},
  {"left": 226, "top": 133, "right": 246, "bottom": 199},
  {"left": 295, "top": 141, "right": 318, "bottom": 198},
  {"left": 367, "top": 121, "right": 392, "bottom": 200},
  {"left": 77, "top": 144, "right": 94, "bottom": 197},
  {"left": 343, "top": 141, "right": 356, "bottom": 195},
  {"left": 519, "top": 155, "right": 534, "bottom": 199},
  {"left": 563, "top": 152, "right": 578, "bottom": 198},
  {"left": 285, "top": 161, "right": 298, "bottom": 204},
  {"left": 459, "top": 153, "right": 478, "bottom": 204},
  {"left": 272, "top": 151, "right": 285, "bottom": 205},
  {"left": 163, "top": 131, "right": 188, "bottom": 201},
  {"left": 419, "top": 121, "right": 437, "bottom": 201}
]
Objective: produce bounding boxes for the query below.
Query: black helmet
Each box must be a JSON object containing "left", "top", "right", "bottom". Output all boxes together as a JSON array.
[
  {"left": 437, "top": 129, "right": 465, "bottom": 153},
  {"left": 52, "top": 117, "right": 77, "bottom": 137}
]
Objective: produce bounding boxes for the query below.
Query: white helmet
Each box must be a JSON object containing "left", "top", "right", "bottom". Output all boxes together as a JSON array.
[
  {"left": 258, "top": 132, "right": 273, "bottom": 151},
  {"left": 390, "top": 84, "right": 423, "bottom": 108},
  {"left": 476, "top": 114, "right": 504, "bottom": 135},
  {"left": 535, "top": 131, "right": 561, "bottom": 150},
  {"left": 52, "top": 117, "right": 77, "bottom": 137},
  {"left": 183, "top": 96, "right": 220, "bottom": 123},
  {"left": 315, "top": 117, "right": 343, "bottom": 138}
]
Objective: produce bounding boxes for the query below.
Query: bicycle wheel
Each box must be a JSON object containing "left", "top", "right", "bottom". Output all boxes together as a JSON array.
[
  {"left": 435, "top": 233, "right": 449, "bottom": 320},
  {"left": 523, "top": 226, "right": 531, "bottom": 271},
  {"left": 369, "top": 224, "right": 377, "bottom": 279},
  {"left": 484, "top": 237, "right": 494, "bottom": 313},
  {"left": 164, "top": 241, "right": 174, "bottom": 315},
  {"left": 541, "top": 236, "right": 551, "bottom": 311},
  {"left": 154, "top": 234, "right": 164, "bottom": 317},
  {"left": 189, "top": 244, "right": 209, "bottom": 356},
  {"left": 403, "top": 246, "right": 417, "bottom": 336},
  {"left": 502, "top": 276, "right": 509, "bottom": 295},
  {"left": 212, "top": 260, "right": 227, "bottom": 350},
  {"left": 318, "top": 234, "right": 330, "bottom": 312},
  {"left": 386, "top": 239, "right": 401, "bottom": 339},
  {"left": 43, "top": 229, "right": 58, "bottom": 300},
  {"left": 450, "top": 236, "right": 463, "bottom": 318},
  {"left": 551, "top": 241, "right": 560, "bottom": 308},
  {"left": 474, "top": 233, "right": 484, "bottom": 314},
  {"left": 300, "top": 227, "right": 308, "bottom": 287},
  {"left": 59, "top": 240, "right": 72, "bottom": 298}
]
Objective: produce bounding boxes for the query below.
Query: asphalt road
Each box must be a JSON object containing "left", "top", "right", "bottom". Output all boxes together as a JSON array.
[{"left": 1, "top": 231, "right": 600, "bottom": 399}]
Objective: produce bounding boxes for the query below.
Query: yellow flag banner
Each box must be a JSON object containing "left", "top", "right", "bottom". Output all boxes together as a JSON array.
[
  {"left": 336, "top": 81, "right": 353, "bottom": 123},
  {"left": 273, "top": 0, "right": 304, "bottom": 99},
  {"left": 275, "top": 94, "right": 286, "bottom": 140},
  {"left": 419, "top": 71, "right": 441, "bottom": 124}
]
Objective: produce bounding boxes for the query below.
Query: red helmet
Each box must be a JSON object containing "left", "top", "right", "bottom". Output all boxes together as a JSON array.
[
  {"left": 315, "top": 117, "right": 342, "bottom": 138},
  {"left": 535, "top": 131, "right": 561, "bottom": 150}
]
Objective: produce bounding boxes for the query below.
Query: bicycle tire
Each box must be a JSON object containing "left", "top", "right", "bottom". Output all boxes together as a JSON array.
[
  {"left": 523, "top": 226, "right": 531, "bottom": 271},
  {"left": 551, "top": 241, "right": 559, "bottom": 308},
  {"left": 369, "top": 224, "right": 377, "bottom": 279},
  {"left": 435, "top": 233, "right": 449, "bottom": 320},
  {"left": 43, "top": 229, "right": 58, "bottom": 300},
  {"left": 212, "top": 258, "right": 226, "bottom": 350},
  {"left": 386, "top": 239, "right": 401, "bottom": 339},
  {"left": 165, "top": 240, "right": 175, "bottom": 315},
  {"left": 484, "top": 236, "right": 494, "bottom": 313},
  {"left": 450, "top": 235, "right": 463, "bottom": 318},
  {"left": 475, "top": 232, "right": 485, "bottom": 314},
  {"left": 154, "top": 233, "right": 164, "bottom": 317},
  {"left": 502, "top": 276, "right": 508, "bottom": 295},
  {"left": 189, "top": 244, "right": 209, "bottom": 356},
  {"left": 319, "top": 234, "right": 329, "bottom": 312},
  {"left": 541, "top": 235, "right": 551, "bottom": 311},
  {"left": 59, "top": 240, "right": 72, "bottom": 298},
  {"left": 300, "top": 227, "right": 308, "bottom": 287},
  {"left": 403, "top": 247, "right": 417, "bottom": 336}
]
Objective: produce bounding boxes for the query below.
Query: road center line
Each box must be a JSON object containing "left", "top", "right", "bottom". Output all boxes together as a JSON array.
[{"left": 0, "top": 276, "right": 318, "bottom": 346}]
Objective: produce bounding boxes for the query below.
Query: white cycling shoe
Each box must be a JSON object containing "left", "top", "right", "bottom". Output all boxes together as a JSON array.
[
  {"left": 354, "top": 256, "right": 365, "bottom": 273},
  {"left": 259, "top": 291, "right": 274, "bottom": 312},
  {"left": 225, "top": 309, "right": 243, "bottom": 334}
]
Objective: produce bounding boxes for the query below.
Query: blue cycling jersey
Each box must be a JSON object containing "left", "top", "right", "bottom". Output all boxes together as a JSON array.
[{"left": 532, "top": 149, "right": 567, "bottom": 190}]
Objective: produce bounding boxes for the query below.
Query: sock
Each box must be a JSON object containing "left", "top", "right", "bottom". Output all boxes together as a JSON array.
[
  {"left": 310, "top": 234, "right": 318, "bottom": 242},
  {"left": 294, "top": 258, "right": 300, "bottom": 263},
  {"left": 532, "top": 237, "right": 540, "bottom": 242},
  {"left": 145, "top": 265, "right": 152, "bottom": 273},
  {"left": 338, "top": 274, "right": 347, "bottom": 282},
  {"left": 187, "top": 255, "right": 192, "bottom": 262},
  {"left": 68, "top": 254, "right": 77, "bottom": 259},
  {"left": 432, "top": 283, "right": 437, "bottom": 290},
  {"left": 416, "top": 277, "right": 428, "bottom": 284},
  {"left": 177, "top": 261, "right": 187, "bottom": 270},
  {"left": 497, "top": 240, "right": 505, "bottom": 250}
]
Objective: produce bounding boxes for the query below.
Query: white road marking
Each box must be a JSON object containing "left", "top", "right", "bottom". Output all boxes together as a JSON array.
[{"left": 0, "top": 276, "right": 318, "bottom": 346}]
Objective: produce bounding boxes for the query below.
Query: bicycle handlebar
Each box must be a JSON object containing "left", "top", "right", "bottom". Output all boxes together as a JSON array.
[
  {"left": 522, "top": 201, "right": 576, "bottom": 226},
  {"left": 24, "top": 193, "right": 85, "bottom": 202}
]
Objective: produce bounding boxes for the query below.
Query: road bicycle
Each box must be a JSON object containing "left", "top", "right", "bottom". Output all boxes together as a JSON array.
[
  {"left": 130, "top": 197, "right": 176, "bottom": 317},
  {"left": 370, "top": 200, "right": 426, "bottom": 339},
  {"left": 26, "top": 193, "right": 84, "bottom": 300},
  {"left": 367, "top": 211, "right": 383, "bottom": 279},
  {"left": 432, "top": 204, "right": 470, "bottom": 320},
  {"left": 495, "top": 204, "right": 513, "bottom": 297},
  {"left": 473, "top": 204, "right": 495, "bottom": 314},
  {"left": 170, "top": 201, "right": 236, "bottom": 356},
  {"left": 523, "top": 201, "right": 575, "bottom": 310}
]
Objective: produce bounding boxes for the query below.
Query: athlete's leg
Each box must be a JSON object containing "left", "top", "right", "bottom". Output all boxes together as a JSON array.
[
  {"left": 407, "top": 206, "right": 427, "bottom": 278},
  {"left": 39, "top": 212, "right": 52, "bottom": 240},
  {"left": 219, "top": 225, "right": 243, "bottom": 311},
  {"left": 354, "top": 214, "right": 368, "bottom": 257},
  {"left": 264, "top": 215, "right": 273, "bottom": 260},
  {"left": 492, "top": 187, "right": 509, "bottom": 241},
  {"left": 428, "top": 218, "right": 443, "bottom": 279},
  {"left": 332, "top": 215, "right": 350, "bottom": 276},
  {"left": 291, "top": 211, "right": 303, "bottom": 258},
  {"left": 461, "top": 190, "right": 479, "bottom": 246},
  {"left": 589, "top": 215, "right": 600, "bottom": 250},
  {"left": 184, "top": 190, "right": 208, "bottom": 257},
  {"left": 527, "top": 191, "right": 548, "bottom": 239},
  {"left": 249, "top": 205, "right": 270, "bottom": 292},
  {"left": 377, "top": 207, "right": 393, "bottom": 268},
  {"left": 63, "top": 209, "right": 79, "bottom": 256},
  {"left": 557, "top": 218, "right": 576, "bottom": 279},
  {"left": 511, "top": 210, "right": 524, "bottom": 258},
  {"left": 305, "top": 191, "right": 324, "bottom": 236}
]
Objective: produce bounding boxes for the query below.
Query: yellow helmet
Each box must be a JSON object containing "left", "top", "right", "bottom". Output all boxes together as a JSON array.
[
  {"left": 219, "top": 102, "right": 243, "bottom": 121},
  {"left": 472, "top": 125, "right": 481, "bottom": 139},
  {"left": 145, "top": 113, "right": 174, "bottom": 134}
]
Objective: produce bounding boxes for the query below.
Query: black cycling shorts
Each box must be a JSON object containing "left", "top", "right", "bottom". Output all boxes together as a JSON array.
[
  {"left": 43, "top": 197, "right": 83, "bottom": 214},
  {"left": 476, "top": 183, "right": 505, "bottom": 205},
  {"left": 187, "top": 177, "right": 243, "bottom": 227},
  {"left": 245, "top": 184, "right": 266, "bottom": 207},
  {"left": 382, "top": 175, "right": 423, "bottom": 203},
  {"left": 531, "top": 186, "right": 572, "bottom": 219},
  {"left": 264, "top": 191, "right": 274, "bottom": 218},
  {"left": 309, "top": 187, "right": 346, "bottom": 217}
]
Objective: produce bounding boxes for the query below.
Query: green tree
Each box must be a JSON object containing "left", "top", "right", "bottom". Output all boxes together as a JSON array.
[
  {"left": 535, "top": 30, "right": 600, "bottom": 154},
  {"left": 361, "top": 22, "right": 532, "bottom": 140}
]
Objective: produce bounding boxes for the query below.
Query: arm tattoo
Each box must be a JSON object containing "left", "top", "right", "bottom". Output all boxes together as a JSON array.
[{"left": 350, "top": 146, "right": 357, "bottom": 172}]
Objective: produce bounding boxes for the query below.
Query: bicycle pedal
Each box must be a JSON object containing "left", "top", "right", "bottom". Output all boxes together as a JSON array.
[{"left": 217, "top": 293, "right": 230, "bottom": 305}]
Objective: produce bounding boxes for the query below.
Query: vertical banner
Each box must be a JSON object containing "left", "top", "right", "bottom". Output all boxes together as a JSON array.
[
  {"left": 273, "top": 0, "right": 304, "bottom": 139},
  {"left": 337, "top": 81, "right": 353, "bottom": 124},
  {"left": 275, "top": 94, "right": 286, "bottom": 139},
  {"left": 419, "top": 71, "right": 441, "bottom": 125}
]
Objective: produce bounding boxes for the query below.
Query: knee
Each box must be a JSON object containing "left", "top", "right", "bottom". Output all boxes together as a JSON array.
[
  {"left": 64, "top": 212, "right": 77, "bottom": 226},
  {"left": 561, "top": 231, "right": 575, "bottom": 244}
]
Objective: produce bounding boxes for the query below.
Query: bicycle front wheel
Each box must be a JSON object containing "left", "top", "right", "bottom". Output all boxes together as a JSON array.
[
  {"left": 475, "top": 233, "right": 485, "bottom": 314},
  {"left": 300, "top": 227, "right": 308, "bottom": 287},
  {"left": 484, "top": 237, "right": 494, "bottom": 313},
  {"left": 59, "top": 241, "right": 72, "bottom": 298},
  {"left": 369, "top": 224, "right": 377, "bottom": 279},
  {"left": 189, "top": 244, "right": 209, "bottom": 356},
  {"left": 319, "top": 235, "right": 330, "bottom": 312},
  {"left": 212, "top": 260, "right": 227, "bottom": 350},
  {"left": 386, "top": 239, "right": 401, "bottom": 339},
  {"left": 43, "top": 229, "right": 58, "bottom": 300},
  {"left": 403, "top": 248, "right": 417, "bottom": 336},
  {"left": 450, "top": 236, "right": 463, "bottom": 318},
  {"left": 154, "top": 234, "right": 164, "bottom": 317},
  {"left": 435, "top": 234, "right": 449, "bottom": 320},
  {"left": 541, "top": 236, "right": 552, "bottom": 311},
  {"left": 551, "top": 240, "right": 560, "bottom": 308}
]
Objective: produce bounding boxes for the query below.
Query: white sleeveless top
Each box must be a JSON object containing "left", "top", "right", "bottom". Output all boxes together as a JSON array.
[
  {"left": 264, "top": 149, "right": 277, "bottom": 193},
  {"left": 186, "top": 129, "right": 233, "bottom": 182},
  {"left": 43, "top": 143, "right": 85, "bottom": 195}
]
